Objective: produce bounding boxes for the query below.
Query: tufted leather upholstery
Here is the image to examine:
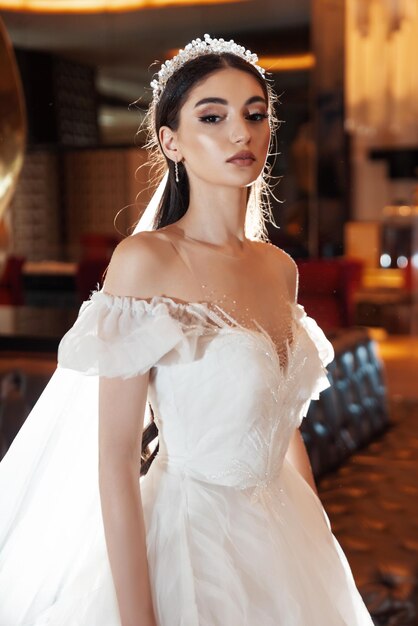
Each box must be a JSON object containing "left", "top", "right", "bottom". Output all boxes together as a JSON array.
[
  {"left": 302, "top": 328, "right": 390, "bottom": 479},
  {"left": 302, "top": 330, "right": 418, "bottom": 625}
]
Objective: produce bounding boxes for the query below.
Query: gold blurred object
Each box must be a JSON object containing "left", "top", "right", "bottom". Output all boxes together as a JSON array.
[
  {"left": 383, "top": 204, "right": 418, "bottom": 218},
  {"left": 0, "top": 17, "right": 26, "bottom": 237},
  {"left": 345, "top": 221, "right": 381, "bottom": 269},
  {"left": 345, "top": 0, "right": 418, "bottom": 140},
  {"left": 362, "top": 267, "right": 405, "bottom": 290}
]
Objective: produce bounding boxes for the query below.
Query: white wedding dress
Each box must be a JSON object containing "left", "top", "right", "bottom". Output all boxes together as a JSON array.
[{"left": 0, "top": 288, "right": 374, "bottom": 625}]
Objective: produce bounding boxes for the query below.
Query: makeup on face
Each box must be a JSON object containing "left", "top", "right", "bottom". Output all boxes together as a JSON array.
[
  {"left": 193, "top": 96, "right": 269, "bottom": 127},
  {"left": 176, "top": 68, "right": 271, "bottom": 186}
]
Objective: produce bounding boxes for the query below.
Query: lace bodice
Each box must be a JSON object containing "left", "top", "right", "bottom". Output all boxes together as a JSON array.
[{"left": 58, "top": 291, "right": 334, "bottom": 494}]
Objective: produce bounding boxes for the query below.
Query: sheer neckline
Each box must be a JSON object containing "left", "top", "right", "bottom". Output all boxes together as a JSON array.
[
  {"left": 98, "top": 290, "right": 301, "bottom": 371},
  {"left": 100, "top": 289, "right": 298, "bottom": 326}
]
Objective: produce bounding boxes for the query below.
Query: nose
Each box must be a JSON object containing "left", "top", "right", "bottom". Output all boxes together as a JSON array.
[{"left": 230, "top": 116, "right": 251, "bottom": 144}]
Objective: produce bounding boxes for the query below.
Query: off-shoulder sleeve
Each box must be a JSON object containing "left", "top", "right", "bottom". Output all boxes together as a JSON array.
[
  {"left": 58, "top": 291, "right": 197, "bottom": 378},
  {"left": 291, "top": 303, "right": 335, "bottom": 420}
]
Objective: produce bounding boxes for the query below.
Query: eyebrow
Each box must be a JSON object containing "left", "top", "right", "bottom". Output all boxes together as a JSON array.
[{"left": 194, "top": 96, "right": 267, "bottom": 108}]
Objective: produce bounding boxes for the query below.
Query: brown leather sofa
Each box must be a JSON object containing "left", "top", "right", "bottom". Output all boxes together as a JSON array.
[{"left": 302, "top": 329, "right": 418, "bottom": 626}]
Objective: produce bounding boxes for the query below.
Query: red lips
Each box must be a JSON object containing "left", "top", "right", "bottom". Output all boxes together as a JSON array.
[{"left": 226, "top": 150, "right": 256, "bottom": 162}]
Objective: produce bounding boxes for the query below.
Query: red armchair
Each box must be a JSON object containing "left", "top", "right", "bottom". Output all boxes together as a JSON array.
[
  {"left": 0, "top": 255, "right": 25, "bottom": 305},
  {"left": 75, "top": 233, "right": 119, "bottom": 303},
  {"left": 295, "top": 257, "right": 363, "bottom": 331}
]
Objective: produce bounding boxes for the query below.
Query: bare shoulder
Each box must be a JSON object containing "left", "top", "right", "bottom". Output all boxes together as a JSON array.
[
  {"left": 103, "top": 231, "right": 175, "bottom": 298},
  {"left": 252, "top": 240, "right": 299, "bottom": 301}
]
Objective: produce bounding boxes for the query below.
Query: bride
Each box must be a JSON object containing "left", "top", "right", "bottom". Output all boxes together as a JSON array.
[{"left": 0, "top": 35, "right": 373, "bottom": 626}]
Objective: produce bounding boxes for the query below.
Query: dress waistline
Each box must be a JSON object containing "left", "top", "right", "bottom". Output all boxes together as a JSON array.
[{"left": 152, "top": 453, "right": 286, "bottom": 505}]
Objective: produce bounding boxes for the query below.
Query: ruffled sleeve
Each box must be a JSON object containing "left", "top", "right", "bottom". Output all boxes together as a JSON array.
[
  {"left": 58, "top": 291, "right": 197, "bottom": 379},
  {"left": 291, "top": 303, "right": 335, "bottom": 421}
]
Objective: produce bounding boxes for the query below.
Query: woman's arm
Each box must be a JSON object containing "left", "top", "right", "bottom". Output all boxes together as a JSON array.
[
  {"left": 99, "top": 236, "right": 164, "bottom": 626},
  {"left": 99, "top": 373, "right": 157, "bottom": 626},
  {"left": 285, "top": 428, "right": 318, "bottom": 497}
]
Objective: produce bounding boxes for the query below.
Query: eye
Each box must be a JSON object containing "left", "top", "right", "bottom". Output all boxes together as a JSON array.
[
  {"left": 198, "top": 115, "right": 223, "bottom": 124},
  {"left": 247, "top": 112, "right": 269, "bottom": 122}
]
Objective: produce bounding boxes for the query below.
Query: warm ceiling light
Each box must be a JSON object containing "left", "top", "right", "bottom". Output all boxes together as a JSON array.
[
  {"left": 0, "top": 0, "right": 241, "bottom": 12},
  {"left": 166, "top": 49, "right": 315, "bottom": 72},
  {"left": 258, "top": 53, "right": 315, "bottom": 72}
]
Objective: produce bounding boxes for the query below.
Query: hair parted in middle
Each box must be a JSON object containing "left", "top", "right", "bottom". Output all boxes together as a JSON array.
[{"left": 143, "top": 50, "right": 280, "bottom": 241}]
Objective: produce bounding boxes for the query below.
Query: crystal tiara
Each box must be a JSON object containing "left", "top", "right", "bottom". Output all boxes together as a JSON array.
[{"left": 150, "top": 33, "right": 265, "bottom": 105}]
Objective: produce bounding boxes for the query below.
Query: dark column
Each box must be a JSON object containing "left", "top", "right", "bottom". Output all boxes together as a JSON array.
[{"left": 311, "top": 0, "right": 349, "bottom": 257}]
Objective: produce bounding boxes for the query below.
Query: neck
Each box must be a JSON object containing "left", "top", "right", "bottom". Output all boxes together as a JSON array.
[{"left": 176, "top": 179, "right": 249, "bottom": 247}]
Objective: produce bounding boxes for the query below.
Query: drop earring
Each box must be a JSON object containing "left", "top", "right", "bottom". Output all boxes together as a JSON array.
[{"left": 174, "top": 160, "right": 179, "bottom": 183}]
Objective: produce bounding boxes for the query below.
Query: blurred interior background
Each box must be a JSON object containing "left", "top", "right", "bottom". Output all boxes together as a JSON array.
[{"left": 0, "top": 2, "right": 418, "bottom": 624}]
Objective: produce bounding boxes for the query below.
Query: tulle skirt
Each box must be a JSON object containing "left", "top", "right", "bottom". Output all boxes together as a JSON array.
[
  {"left": 0, "top": 368, "right": 373, "bottom": 626},
  {"left": 142, "top": 458, "right": 373, "bottom": 626}
]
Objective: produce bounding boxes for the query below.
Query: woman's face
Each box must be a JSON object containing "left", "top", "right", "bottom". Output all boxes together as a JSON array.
[{"left": 171, "top": 67, "right": 271, "bottom": 189}]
